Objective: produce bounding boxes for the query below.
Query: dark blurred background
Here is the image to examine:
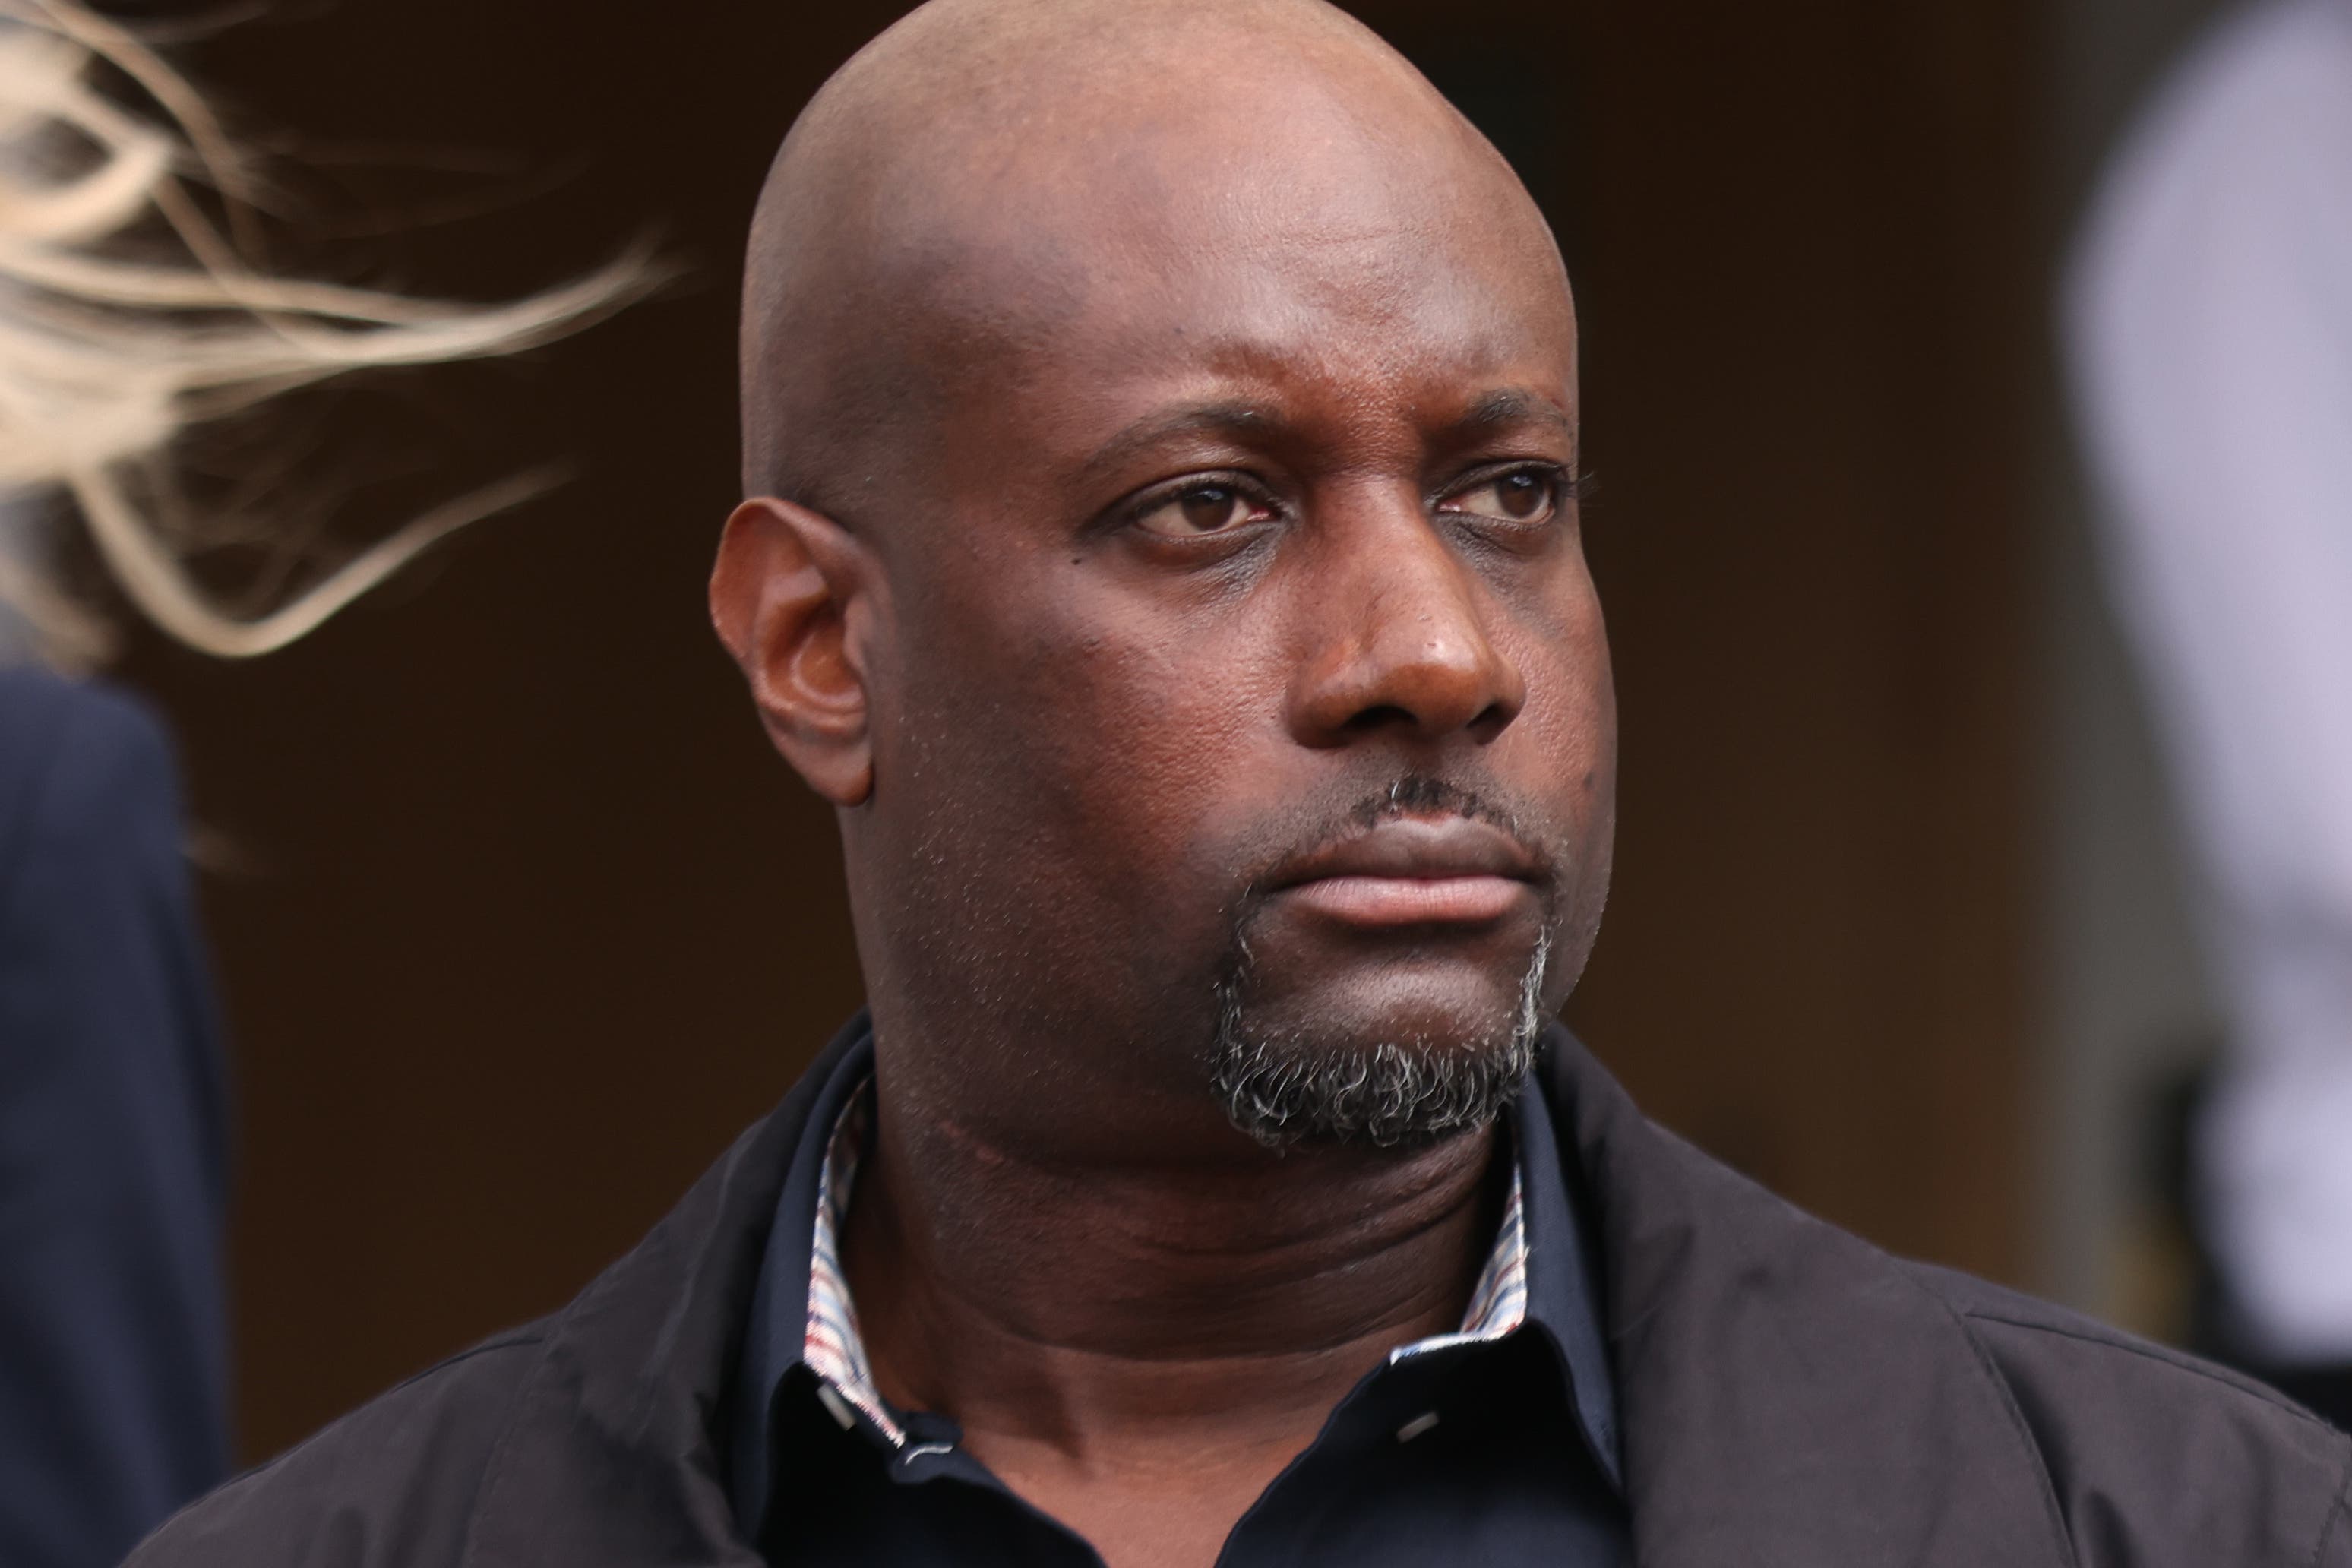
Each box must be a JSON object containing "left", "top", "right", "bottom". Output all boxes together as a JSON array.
[{"left": 88, "top": 0, "right": 2225, "bottom": 1462}]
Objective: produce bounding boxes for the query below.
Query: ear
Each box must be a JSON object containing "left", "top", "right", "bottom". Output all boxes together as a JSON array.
[{"left": 710, "top": 497, "right": 878, "bottom": 806}]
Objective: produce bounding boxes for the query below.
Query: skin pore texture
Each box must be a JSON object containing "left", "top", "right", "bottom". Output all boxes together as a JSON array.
[{"left": 708, "top": 2, "right": 1616, "bottom": 1564}]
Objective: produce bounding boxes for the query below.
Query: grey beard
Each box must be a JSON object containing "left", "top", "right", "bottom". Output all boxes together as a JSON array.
[{"left": 1209, "top": 928, "right": 1553, "bottom": 1149}]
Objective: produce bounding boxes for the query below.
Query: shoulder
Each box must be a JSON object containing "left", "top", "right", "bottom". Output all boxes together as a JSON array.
[
  {"left": 0, "top": 669, "right": 215, "bottom": 1115},
  {"left": 0, "top": 665, "right": 172, "bottom": 777},
  {"left": 126, "top": 1329, "right": 549, "bottom": 1568},
  {"left": 1908, "top": 1263, "right": 2352, "bottom": 1564},
  {"left": 0, "top": 667, "right": 179, "bottom": 882},
  {"left": 0, "top": 669, "right": 207, "bottom": 1090}
]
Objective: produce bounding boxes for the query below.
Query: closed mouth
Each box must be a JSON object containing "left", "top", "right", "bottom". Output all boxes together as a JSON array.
[{"left": 1265, "top": 814, "right": 1543, "bottom": 927}]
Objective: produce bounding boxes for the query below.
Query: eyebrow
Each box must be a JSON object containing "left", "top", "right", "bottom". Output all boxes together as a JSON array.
[
  {"left": 1075, "top": 400, "right": 1276, "bottom": 490},
  {"left": 1453, "top": 387, "right": 1578, "bottom": 448},
  {"left": 1074, "top": 386, "right": 1576, "bottom": 491}
]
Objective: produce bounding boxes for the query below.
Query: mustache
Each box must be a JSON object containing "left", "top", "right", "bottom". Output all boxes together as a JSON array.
[{"left": 1234, "top": 772, "right": 1561, "bottom": 907}]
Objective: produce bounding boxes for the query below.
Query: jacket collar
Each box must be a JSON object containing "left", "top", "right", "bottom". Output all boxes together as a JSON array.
[
  {"left": 462, "top": 1017, "right": 2074, "bottom": 1566},
  {"left": 458, "top": 1017, "right": 872, "bottom": 1568},
  {"left": 1544, "top": 1031, "right": 2073, "bottom": 1566}
]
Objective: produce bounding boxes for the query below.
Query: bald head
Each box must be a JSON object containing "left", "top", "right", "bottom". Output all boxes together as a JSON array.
[{"left": 738, "top": 0, "right": 1564, "bottom": 511}]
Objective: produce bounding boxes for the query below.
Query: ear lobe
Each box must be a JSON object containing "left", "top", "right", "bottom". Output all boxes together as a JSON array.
[{"left": 710, "top": 497, "right": 877, "bottom": 806}]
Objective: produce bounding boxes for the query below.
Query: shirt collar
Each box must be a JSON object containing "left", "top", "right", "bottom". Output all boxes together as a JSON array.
[
  {"left": 730, "top": 1032, "right": 874, "bottom": 1536},
  {"left": 1513, "top": 1070, "right": 1625, "bottom": 1485},
  {"left": 799, "top": 1078, "right": 903, "bottom": 1442},
  {"left": 732, "top": 1032, "right": 1623, "bottom": 1538},
  {"left": 1388, "top": 1078, "right": 1626, "bottom": 1489}
]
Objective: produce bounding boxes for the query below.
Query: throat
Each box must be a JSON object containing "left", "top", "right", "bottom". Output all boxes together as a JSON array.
[{"left": 836, "top": 1108, "right": 1507, "bottom": 1456}]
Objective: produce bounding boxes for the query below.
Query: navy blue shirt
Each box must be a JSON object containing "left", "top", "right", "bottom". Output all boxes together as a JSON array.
[{"left": 732, "top": 1032, "right": 1626, "bottom": 1564}]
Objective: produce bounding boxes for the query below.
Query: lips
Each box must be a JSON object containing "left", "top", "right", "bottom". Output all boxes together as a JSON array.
[{"left": 1265, "top": 814, "right": 1543, "bottom": 928}]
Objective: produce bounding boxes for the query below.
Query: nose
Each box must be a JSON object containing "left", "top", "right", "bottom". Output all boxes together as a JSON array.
[{"left": 1286, "top": 498, "right": 1526, "bottom": 748}]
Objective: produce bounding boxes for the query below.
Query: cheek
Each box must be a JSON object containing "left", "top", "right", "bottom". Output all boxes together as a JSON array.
[
  {"left": 1503, "top": 553, "right": 1615, "bottom": 772},
  {"left": 1546, "top": 584, "right": 1619, "bottom": 893},
  {"left": 1032, "top": 625, "right": 1282, "bottom": 877},
  {"left": 880, "top": 560, "right": 1276, "bottom": 907},
  {"left": 877, "top": 592, "right": 1279, "bottom": 1037}
]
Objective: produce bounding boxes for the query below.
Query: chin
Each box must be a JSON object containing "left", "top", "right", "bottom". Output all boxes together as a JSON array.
[{"left": 1207, "top": 933, "right": 1554, "bottom": 1149}]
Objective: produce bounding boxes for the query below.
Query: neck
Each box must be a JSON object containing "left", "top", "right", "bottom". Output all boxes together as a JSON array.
[{"left": 837, "top": 1083, "right": 1502, "bottom": 1459}]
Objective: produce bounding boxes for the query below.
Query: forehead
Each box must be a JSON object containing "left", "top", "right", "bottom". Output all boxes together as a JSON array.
[{"left": 870, "top": 70, "right": 1578, "bottom": 436}]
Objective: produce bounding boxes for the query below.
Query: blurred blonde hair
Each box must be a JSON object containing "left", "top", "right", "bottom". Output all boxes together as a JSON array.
[{"left": 0, "top": 0, "right": 656, "bottom": 664}]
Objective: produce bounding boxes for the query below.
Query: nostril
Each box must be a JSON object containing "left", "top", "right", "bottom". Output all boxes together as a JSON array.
[
  {"left": 1342, "top": 703, "right": 1418, "bottom": 735},
  {"left": 1467, "top": 702, "right": 1512, "bottom": 741}
]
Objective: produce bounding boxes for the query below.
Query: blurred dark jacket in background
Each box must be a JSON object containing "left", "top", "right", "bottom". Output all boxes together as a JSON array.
[{"left": 0, "top": 669, "right": 229, "bottom": 1568}]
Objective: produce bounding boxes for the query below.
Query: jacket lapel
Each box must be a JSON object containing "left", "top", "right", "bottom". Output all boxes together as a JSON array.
[
  {"left": 1544, "top": 1027, "right": 2074, "bottom": 1567},
  {"left": 458, "top": 1020, "right": 871, "bottom": 1568}
]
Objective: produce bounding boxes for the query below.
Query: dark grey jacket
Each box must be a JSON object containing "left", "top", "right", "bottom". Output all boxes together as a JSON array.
[{"left": 130, "top": 1020, "right": 2352, "bottom": 1566}]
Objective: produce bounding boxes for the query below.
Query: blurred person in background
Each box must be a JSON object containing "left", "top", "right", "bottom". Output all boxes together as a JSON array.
[
  {"left": 2067, "top": 0, "right": 2352, "bottom": 1428},
  {"left": 2, "top": 606, "right": 224, "bottom": 1568},
  {"left": 0, "top": 5, "right": 645, "bottom": 1565}
]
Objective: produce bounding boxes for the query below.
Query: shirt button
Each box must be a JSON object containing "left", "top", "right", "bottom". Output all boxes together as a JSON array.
[{"left": 1396, "top": 1411, "right": 1441, "bottom": 1444}]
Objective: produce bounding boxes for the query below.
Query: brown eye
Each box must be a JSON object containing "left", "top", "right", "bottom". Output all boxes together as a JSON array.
[
  {"left": 1136, "top": 482, "right": 1263, "bottom": 537},
  {"left": 1442, "top": 469, "right": 1559, "bottom": 524}
]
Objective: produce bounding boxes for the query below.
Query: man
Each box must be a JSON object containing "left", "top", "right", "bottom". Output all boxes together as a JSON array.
[{"left": 131, "top": 1, "right": 2352, "bottom": 1564}]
